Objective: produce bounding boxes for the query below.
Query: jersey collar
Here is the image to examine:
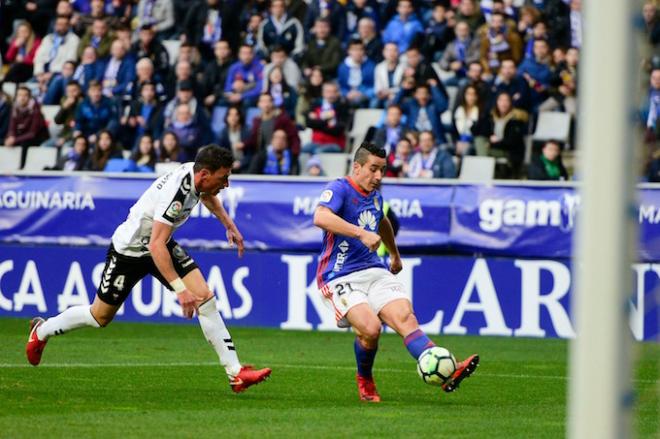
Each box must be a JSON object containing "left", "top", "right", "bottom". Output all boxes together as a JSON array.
[{"left": 346, "top": 177, "right": 370, "bottom": 197}]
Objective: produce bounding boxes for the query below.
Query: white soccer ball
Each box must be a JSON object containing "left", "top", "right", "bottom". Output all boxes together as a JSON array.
[{"left": 417, "top": 347, "right": 456, "bottom": 386}]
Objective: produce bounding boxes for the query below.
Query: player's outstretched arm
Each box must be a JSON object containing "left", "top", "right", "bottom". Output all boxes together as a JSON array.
[
  {"left": 313, "top": 205, "right": 381, "bottom": 252},
  {"left": 378, "top": 216, "right": 402, "bottom": 274},
  {"left": 149, "top": 221, "right": 197, "bottom": 318},
  {"left": 201, "top": 193, "right": 244, "bottom": 257}
]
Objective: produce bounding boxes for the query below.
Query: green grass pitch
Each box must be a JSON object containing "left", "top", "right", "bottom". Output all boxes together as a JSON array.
[{"left": 0, "top": 318, "right": 657, "bottom": 438}]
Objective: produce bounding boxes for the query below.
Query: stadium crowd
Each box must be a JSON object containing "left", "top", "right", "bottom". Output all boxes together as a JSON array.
[{"left": 0, "top": 0, "right": 658, "bottom": 180}]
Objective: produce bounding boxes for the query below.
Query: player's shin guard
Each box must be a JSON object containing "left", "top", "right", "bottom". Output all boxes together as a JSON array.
[
  {"left": 197, "top": 298, "right": 242, "bottom": 377},
  {"left": 403, "top": 329, "right": 436, "bottom": 360},
  {"left": 354, "top": 337, "right": 377, "bottom": 378},
  {"left": 36, "top": 305, "right": 101, "bottom": 340}
]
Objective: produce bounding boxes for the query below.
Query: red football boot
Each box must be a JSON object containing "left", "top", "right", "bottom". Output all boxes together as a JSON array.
[
  {"left": 26, "top": 317, "right": 47, "bottom": 366},
  {"left": 356, "top": 374, "right": 381, "bottom": 402},
  {"left": 230, "top": 365, "right": 272, "bottom": 393},
  {"left": 442, "top": 354, "right": 479, "bottom": 393}
]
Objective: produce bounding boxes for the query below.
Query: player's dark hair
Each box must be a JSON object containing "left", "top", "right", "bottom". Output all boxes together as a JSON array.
[
  {"left": 354, "top": 141, "right": 386, "bottom": 165},
  {"left": 194, "top": 144, "right": 234, "bottom": 172}
]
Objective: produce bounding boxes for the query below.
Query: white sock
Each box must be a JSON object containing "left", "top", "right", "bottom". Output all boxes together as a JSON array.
[
  {"left": 197, "top": 298, "right": 242, "bottom": 377},
  {"left": 36, "top": 305, "right": 101, "bottom": 340}
]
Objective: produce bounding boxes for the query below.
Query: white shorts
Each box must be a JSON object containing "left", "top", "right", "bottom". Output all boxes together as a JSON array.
[{"left": 320, "top": 267, "right": 409, "bottom": 328}]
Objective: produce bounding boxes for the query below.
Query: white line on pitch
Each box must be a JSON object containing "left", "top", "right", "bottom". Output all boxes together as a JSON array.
[{"left": 0, "top": 362, "right": 657, "bottom": 384}]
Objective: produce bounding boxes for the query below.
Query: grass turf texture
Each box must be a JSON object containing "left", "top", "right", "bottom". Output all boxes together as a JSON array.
[{"left": 0, "top": 318, "right": 657, "bottom": 438}]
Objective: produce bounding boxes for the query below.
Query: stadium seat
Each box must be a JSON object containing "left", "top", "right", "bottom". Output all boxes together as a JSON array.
[
  {"left": 349, "top": 109, "right": 383, "bottom": 150},
  {"left": 23, "top": 146, "right": 58, "bottom": 171},
  {"left": 41, "top": 105, "right": 59, "bottom": 124},
  {"left": 459, "top": 156, "right": 496, "bottom": 182},
  {"left": 532, "top": 111, "right": 571, "bottom": 144},
  {"left": 155, "top": 162, "right": 181, "bottom": 175},
  {"left": 318, "top": 153, "right": 350, "bottom": 178},
  {"left": 0, "top": 146, "right": 22, "bottom": 172},
  {"left": 162, "top": 40, "right": 181, "bottom": 66},
  {"left": 298, "top": 152, "right": 311, "bottom": 171}
]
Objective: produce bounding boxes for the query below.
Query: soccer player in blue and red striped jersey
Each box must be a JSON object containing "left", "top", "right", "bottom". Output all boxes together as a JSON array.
[{"left": 313, "top": 142, "right": 479, "bottom": 402}]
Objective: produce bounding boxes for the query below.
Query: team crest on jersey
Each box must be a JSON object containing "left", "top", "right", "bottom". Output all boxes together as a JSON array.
[
  {"left": 167, "top": 201, "right": 183, "bottom": 218},
  {"left": 374, "top": 197, "right": 380, "bottom": 211},
  {"left": 320, "top": 190, "right": 333, "bottom": 203},
  {"left": 358, "top": 210, "right": 377, "bottom": 230},
  {"left": 181, "top": 174, "right": 192, "bottom": 194},
  {"left": 172, "top": 245, "right": 187, "bottom": 261}
]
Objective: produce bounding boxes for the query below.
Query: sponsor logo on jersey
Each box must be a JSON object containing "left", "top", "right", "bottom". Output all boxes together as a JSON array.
[
  {"left": 332, "top": 240, "right": 350, "bottom": 272},
  {"left": 320, "top": 190, "right": 333, "bottom": 203},
  {"left": 374, "top": 197, "right": 380, "bottom": 211},
  {"left": 357, "top": 210, "right": 377, "bottom": 231},
  {"left": 181, "top": 174, "right": 192, "bottom": 194}
]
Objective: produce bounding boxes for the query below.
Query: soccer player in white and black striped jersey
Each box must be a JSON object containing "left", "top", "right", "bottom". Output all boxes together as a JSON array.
[{"left": 26, "top": 145, "right": 271, "bottom": 393}]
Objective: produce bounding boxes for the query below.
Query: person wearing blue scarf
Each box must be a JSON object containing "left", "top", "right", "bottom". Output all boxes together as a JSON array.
[{"left": 248, "top": 129, "right": 294, "bottom": 175}]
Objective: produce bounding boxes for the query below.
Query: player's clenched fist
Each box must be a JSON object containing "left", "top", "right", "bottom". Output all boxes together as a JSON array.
[{"left": 359, "top": 230, "right": 382, "bottom": 252}]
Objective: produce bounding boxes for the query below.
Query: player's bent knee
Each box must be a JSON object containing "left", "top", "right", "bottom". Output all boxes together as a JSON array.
[{"left": 362, "top": 322, "right": 382, "bottom": 341}]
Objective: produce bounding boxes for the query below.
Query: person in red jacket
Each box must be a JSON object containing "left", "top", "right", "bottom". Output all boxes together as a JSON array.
[
  {"left": 303, "top": 81, "right": 349, "bottom": 153},
  {"left": 4, "top": 86, "right": 49, "bottom": 168},
  {"left": 244, "top": 93, "right": 301, "bottom": 173},
  {"left": 4, "top": 21, "right": 42, "bottom": 84}
]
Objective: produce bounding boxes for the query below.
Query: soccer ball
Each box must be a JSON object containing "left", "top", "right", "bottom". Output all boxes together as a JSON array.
[{"left": 417, "top": 347, "right": 456, "bottom": 386}]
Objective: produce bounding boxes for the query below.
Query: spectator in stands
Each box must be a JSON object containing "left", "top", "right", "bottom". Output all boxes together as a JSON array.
[
  {"left": 0, "top": 87, "right": 12, "bottom": 143},
  {"left": 257, "top": 0, "right": 304, "bottom": 59},
  {"left": 74, "top": 80, "right": 119, "bottom": 145},
  {"left": 4, "top": 21, "right": 42, "bottom": 84},
  {"left": 77, "top": 17, "right": 113, "bottom": 60},
  {"left": 241, "top": 12, "right": 263, "bottom": 53},
  {"left": 648, "top": 149, "right": 660, "bottom": 182},
  {"left": 248, "top": 128, "right": 297, "bottom": 175},
  {"left": 569, "top": 0, "right": 583, "bottom": 49},
  {"left": 166, "top": 103, "right": 205, "bottom": 161},
  {"left": 135, "top": 0, "right": 174, "bottom": 40},
  {"left": 422, "top": 3, "right": 452, "bottom": 63},
  {"left": 20, "top": 0, "right": 58, "bottom": 38},
  {"left": 245, "top": 93, "right": 300, "bottom": 158},
  {"left": 130, "top": 24, "right": 170, "bottom": 81},
  {"left": 304, "top": 81, "right": 349, "bottom": 153},
  {"left": 455, "top": 0, "right": 485, "bottom": 34},
  {"left": 71, "top": 47, "right": 104, "bottom": 94},
  {"left": 263, "top": 45, "right": 302, "bottom": 91},
  {"left": 218, "top": 105, "right": 251, "bottom": 172},
  {"left": 166, "top": 59, "right": 201, "bottom": 100},
  {"left": 382, "top": 0, "right": 423, "bottom": 54},
  {"left": 643, "top": 1, "right": 660, "bottom": 47},
  {"left": 516, "top": 5, "right": 541, "bottom": 43},
  {"left": 182, "top": 0, "right": 241, "bottom": 59},
  {"left": 304, "top": 155, "right": 325, "bottom": 176},
  {"left": 130, "top": 134, "right": 158, "bottom": 172},
  {"left": 54, "top": 135, "right": 89, "bottom": 171},
  {"left": 4, "top": 86, "right": 49, "bottom": 167},
  {"left": 337, "top": 39, "right": 375, "bottom": 108},
  {"left": 517, "top": 38, "right": 552, "bottom": 110},
  {"left": 407, "top": 130, "right": 440, "bottom": 178},
  {"left": 386, "top": 137, "right": 413, "bottom": 178},
  {"left": 523, "top": 20, "right": 548, "bottom": 60},
  {"left": 164, "top": 80, "right": 203, "bottom": 127},
  {"left": 540, "top": 47, "right": 578, "bottom": 116},
  {"left": 491, "top": 58, "right": 531, "bottom": 112},
  {"left": 123, "top": 81, "right": 165, "bottom": 149},
  {"left": 201, "top": 40, "right": 234, "bottom": 110},
  {"left": 123, "top": 57, "right": 167, "bottom": 109},
  {"left": 113, "top": 25, "right": 132, "bottom": 52},
  {"left": 304, "top": 0, "right": 347, "bottom": 41},
  {"left": 223, "top": 44, "right": 264, "bottom": 109},
  {"left": 43, "top": 60, "right": 77, "bottom": 105},
  {"left": 643, "top": 68, "right": 660, "bottom": 143},
  {"left": 528, "top": 140, "right": 568, "bottom": 180},
  {"left": 356, "top": 18, "right": 383, "bottom": 64},
  {"left": 453, "top": 85, "right": 482, "bottom": 156},
  {"left": 402, "top": 46, "right": 444, "bottom": 89},
  {"left": 473, "top": 91, "right": 528, "bottom": 178},
  {"left": 454, "top": 61, "right": 492, "bottom": 109},
  {"left": 374, "top": 43, "right": 404, "bottom": 108},
  {"left": 439, "top": 21, "right": 481, "bottom": 86},
  {"left": 479, "top": 11, "right": 523, "bottom": 77},
  {"left": 264, "top": 66, "right": 298, "bottom": 117},
  {"left": 301, "top": 18, "right": 343, "bottom": 79},
  {"left": 99, "top": 39, "right": 136, "bottom": 100},
  {"left": 158, "top": 131, "right": 182, "bottom": 162},
  {"left": 395, "top": 83, "right": 449, "bottom": 144},
  {"left": 373, "top": 104, "right": 406, "bottom": 156},
  {"left": 432, "top": 148, "right": 458, "bottom": 179},
  {"left": 86, "top": 129, "right": 123, "bottom": 171},
  {"left": 34, "top": 16, "right": 81, "bottom": 97},
  {"left": 295, "top": 67, "right": 324, "bottom": 126},
  {"left": 73, "top": 0, "right": 117, "bottom": 36},
  {"left": 45, "top": 80, "right": 83, "bottom": 148},
  {"left": 345, "top": 0, "right": 380, "bottom": 43}
]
